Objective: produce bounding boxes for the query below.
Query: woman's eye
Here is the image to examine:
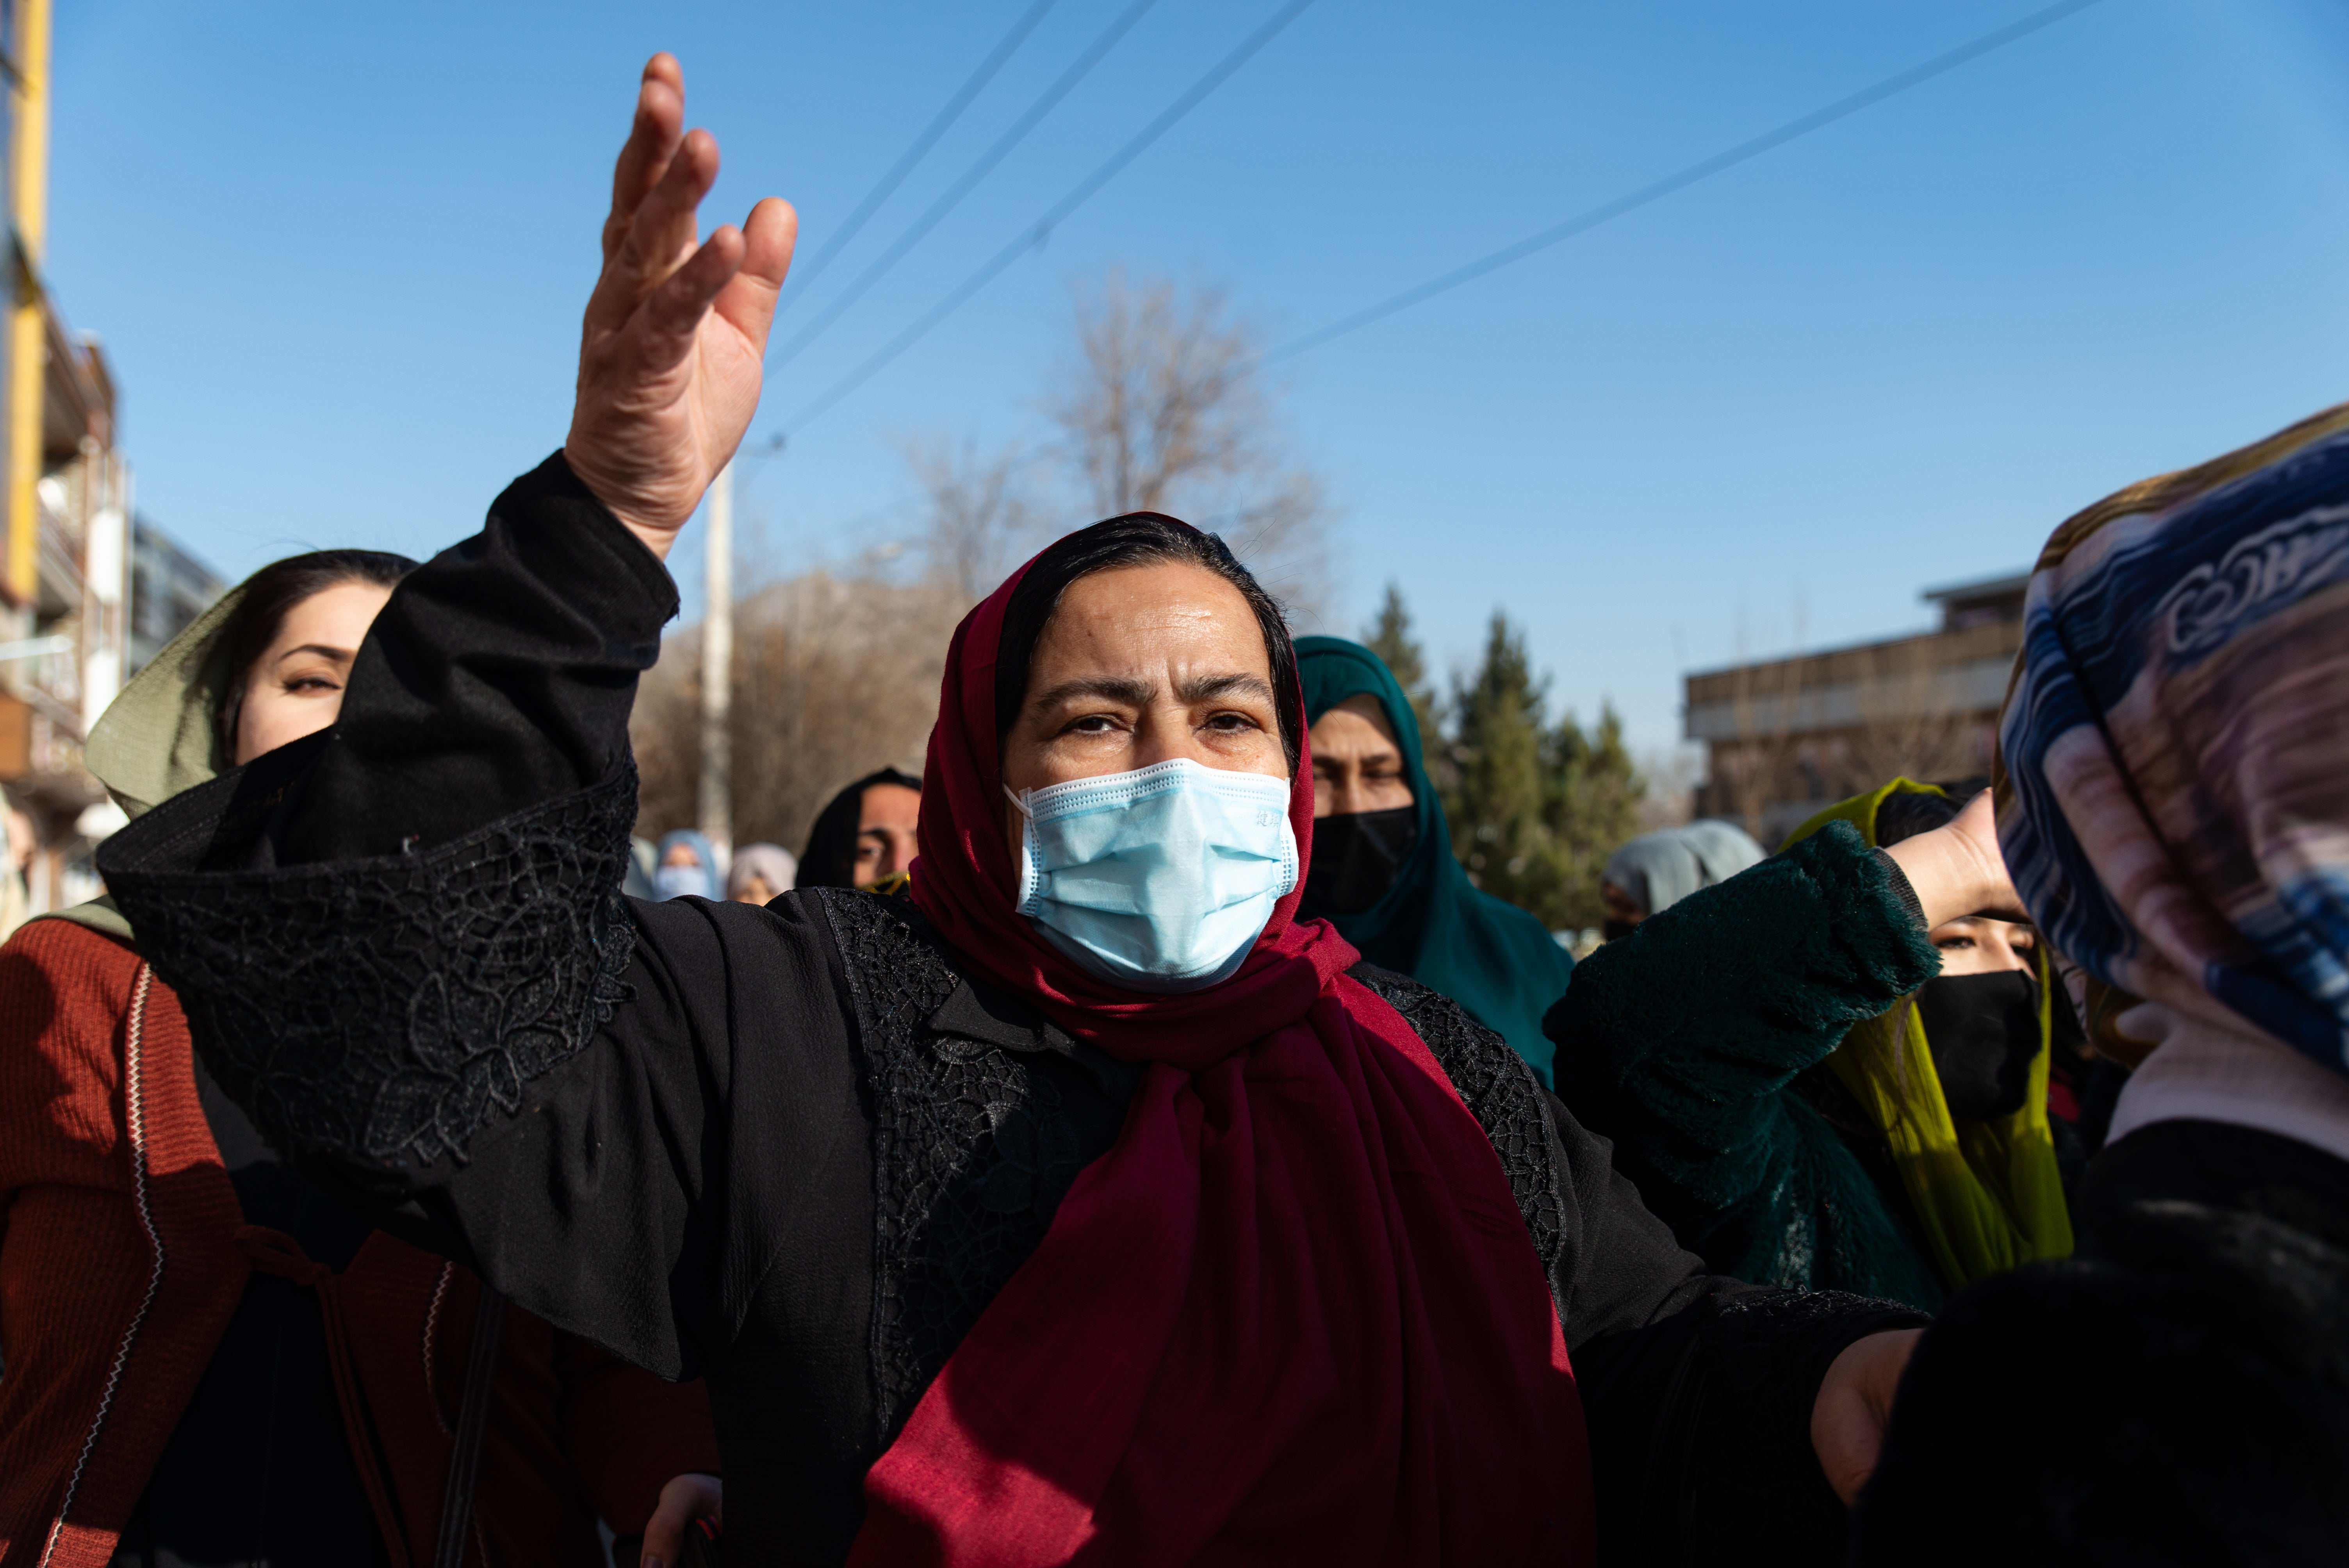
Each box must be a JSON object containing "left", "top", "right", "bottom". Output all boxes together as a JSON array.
[
  {"left": 1065, "top": 715, "right": 1117, "bottom": 736},
  {"left": 1203, "top": 712, "right": 1255, "bottom": 733},
  {"left": 285, "top": 676, "right": 340, "bottom": 693}
]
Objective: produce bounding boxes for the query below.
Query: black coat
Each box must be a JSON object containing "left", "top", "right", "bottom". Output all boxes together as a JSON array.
[{"left": 104, "top": 453, "right": 1925, "bottom": 1566}]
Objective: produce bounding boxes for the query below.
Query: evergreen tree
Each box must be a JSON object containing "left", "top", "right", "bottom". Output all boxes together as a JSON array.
[
  {"left": 1363, "top": 583, "right": 1444, "bottom": 770},
  {"left": 1543, "top": 703, "right": 1645, "bottom": 929},
  {"left": 1444, "top": 612, "right": 1647, "bottom": 932},
  {"left": 1446, "top": 613, "right": 1561, "bottom": 918}
]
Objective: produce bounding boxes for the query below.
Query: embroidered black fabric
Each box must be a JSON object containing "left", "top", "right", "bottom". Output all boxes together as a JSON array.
[
  {"left": 814, "top": 888, "right": 1090, "bottom": 1447},
  {"left": 101, "top": 764, "right": 640, "bottom": 1169},
  {"left": 1348, "top": 962, "right": 1571, "bottom": 1295}
]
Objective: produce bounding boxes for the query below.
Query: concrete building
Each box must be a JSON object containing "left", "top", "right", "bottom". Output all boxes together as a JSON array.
[
  {"left": 131, "top": 513, "right": 223, "bottom": 674},
  {"left": 1683, "top": 572, "right": 2027, "bottom": 846}
]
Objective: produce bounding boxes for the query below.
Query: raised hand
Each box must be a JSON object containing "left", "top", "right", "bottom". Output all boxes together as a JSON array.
[
  {"left": 565, "top": 54, "right": 797, "bottom": 559},
  {"left": 1880, "top": 788, "right": 2029, "bottom": 932}
]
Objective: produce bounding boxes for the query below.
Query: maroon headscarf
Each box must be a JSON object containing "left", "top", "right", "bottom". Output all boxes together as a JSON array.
[{"left": 855, "top": 540, "right": 1595, "bottom": 1565}]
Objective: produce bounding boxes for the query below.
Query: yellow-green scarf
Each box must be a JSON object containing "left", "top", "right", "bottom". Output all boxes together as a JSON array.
[{"left": 1784, "top": 778, "right": 2073, "bottom": 1290}]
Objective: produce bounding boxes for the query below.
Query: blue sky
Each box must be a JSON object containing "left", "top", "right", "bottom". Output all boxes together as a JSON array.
[{"left": 41, "top": 0, "right": 2349, "bottom": 758}]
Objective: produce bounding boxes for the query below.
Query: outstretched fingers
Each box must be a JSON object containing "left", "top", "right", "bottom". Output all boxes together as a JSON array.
[
  {"left": 585, "top": 126, "right": 720, "bottom": 335},
  {"left": 712, "top": 197, "right": 798, "bottom": 359},
  {"left": 602, "top": 55, "right": 686, "bottom": 265},
  {"left": 627, "top": 225, "right": 749, "bottom": 376}
]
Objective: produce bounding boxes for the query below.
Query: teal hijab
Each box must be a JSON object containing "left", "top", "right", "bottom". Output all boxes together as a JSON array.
[{"left": 1297, "top": 637, "right": 1576, "bottom": 1086}]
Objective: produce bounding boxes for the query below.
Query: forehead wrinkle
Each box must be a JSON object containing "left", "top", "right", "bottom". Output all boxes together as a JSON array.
[
  {"left": 1028, "top": 674, "right": 1157, "bottom": 713},
  {"left": 1173, "top": 671, "right": 1275, "bottom": 706}
]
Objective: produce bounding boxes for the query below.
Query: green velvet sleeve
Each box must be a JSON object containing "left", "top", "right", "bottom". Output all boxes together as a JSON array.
[{"left": 1543, "top": 821, "right": 1944, "bottom": 1304}]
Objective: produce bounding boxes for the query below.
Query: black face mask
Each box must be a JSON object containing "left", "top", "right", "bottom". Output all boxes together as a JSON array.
[
  {"left": 1305, "top": 805, "right": 1419, "bottom": 916},
  {"left": 1603, "top": 919, "right": 1638, "bottom": 943},
  {"left": 1914, "top": 969, "right": 2041, "bottom": 1122}
]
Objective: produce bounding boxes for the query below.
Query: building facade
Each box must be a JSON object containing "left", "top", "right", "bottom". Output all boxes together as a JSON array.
[
  {"left": 1683, "top": 572, "right": 2026, "bottom": 846},
  {"left": 0, "top": 0, "right": 214, "bottom": 920}
]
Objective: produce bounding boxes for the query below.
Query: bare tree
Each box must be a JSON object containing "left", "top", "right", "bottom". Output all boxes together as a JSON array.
[
  {"left": 633, "top": 569, "right": 967, "bottom": 856},
  {"left": 899, "top": 434, "right": 1038, "bottom": 603},
  {"left": 1713, "top": 607, "right": 1811, "bottom": 842},
  {"left": 1834, "top": 645, "right": 1991, "bottom": 796},
  {"left": 1042, "top": 268, "right": 1329, "bottom": 615}
]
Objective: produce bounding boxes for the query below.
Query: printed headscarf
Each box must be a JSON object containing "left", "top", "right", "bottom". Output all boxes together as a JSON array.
[
  {"left": 1297, "top": 636, "right": 1577, "bottom": 1085},
  {"left": 1604, "top": 820, "right": 1768, "bottom": 919},
  {"left": 1997, "top": 400, "right": 2349, "bottom": 1079},
  {"left": 857, "top": 524, "right": 1595, "bottom": 1566},
  {"left": 1785, "top": 779, "right": 2073, "bottom": 1292}
]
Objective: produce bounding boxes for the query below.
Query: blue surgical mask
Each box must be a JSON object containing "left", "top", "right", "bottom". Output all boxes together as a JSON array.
[
  {"left": 653, "top": 864, "right": 708, "bottom": 901},
  {"left": 1008, "top": 757, "right": 1299, "bottom": 992}
]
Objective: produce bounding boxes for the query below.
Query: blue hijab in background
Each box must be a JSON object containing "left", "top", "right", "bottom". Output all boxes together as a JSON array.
[
  {"left": 654, "top": 829, "right": 723, "bottom": 901},
  {"left": 1297, "top": 637, "right": 1577, "bottom": 1085}
]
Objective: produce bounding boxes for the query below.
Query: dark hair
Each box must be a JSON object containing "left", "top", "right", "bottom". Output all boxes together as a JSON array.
[
  {"left": 993, "top": 513, "right": 1301, "bottom": 774},
  {"left": 1853, "top": 1200, "right": 2349, "bottom": 1564},
  {"left": 217, "top": 549, "right": 418, "bottom": 756},
  {"left": 799, "top": 766, "right": 923, "bottom": 889}
]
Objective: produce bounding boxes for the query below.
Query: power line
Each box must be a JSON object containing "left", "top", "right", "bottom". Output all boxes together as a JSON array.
[
  {"left": 779, "top": 0, "right": 1063, "bottom": 304},
  {"left": 771, "top": 0, "right": 1164, "bottom": 372},
  {"left": 1263, "top": 0, "right": 2106, "bottom": 365},
  {"left": 781, "top": 0, "right": 1319, "bottom": 435}
]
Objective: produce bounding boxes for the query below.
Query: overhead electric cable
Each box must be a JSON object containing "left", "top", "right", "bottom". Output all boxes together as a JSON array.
[
  {"left": 1263, "top": 0, "right": 2106, "bottom": 365},
  {"left": 781, "top": 0, "right": 1319, "bottom": 435},
  {"left": 771, "top": 0, "right": 1164, "bottom": 371},
  {"left": 781, "top": 0, "right": 1063, "bottom": 304}
]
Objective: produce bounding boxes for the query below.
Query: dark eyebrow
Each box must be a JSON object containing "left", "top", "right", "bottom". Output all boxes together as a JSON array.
[
  {"left": 271, "top": 643, "right": 358, "bottom": 667},
  {"left": 1026, "top": 675, "right": 1156, "bottom": 713}
]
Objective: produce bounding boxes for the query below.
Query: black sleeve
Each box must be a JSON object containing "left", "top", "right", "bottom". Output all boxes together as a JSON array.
[
  {"left": 286, "top": 450, "right": 673, "bottom": 861},
  {"left": 1539, "top": 1074, "right": 1930, "bottom": 1562},
  {"left": 1574, "top": 1287, "right": 1928, "bottom": 1566},
  {"left": 97, "top": 454, "right": 868, "bottom": 1382}
]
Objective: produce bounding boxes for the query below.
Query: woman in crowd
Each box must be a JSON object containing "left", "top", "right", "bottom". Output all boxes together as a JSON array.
[
  {"left": 1549, "top": 777, "right": 2073, "bottom": 1312},
  {"left": 1296, "top": 637, "right": 1577, "bottom": 1084},
  {"left": 797, "top": 765, "right": 921, "bottom": 890},
  {"left": 654, "top": 827, "right": 723, "bottom": 900},
  {"left": 97, "top": 58, "right": 1937, "bottom": 1565},
  {"left": 0, "top": 551, "right": 721, "bottom": 1568},
  {"left": 725, "top": 841, "right": 796, "bottom": 904},
  {"left": 1599, "top": 818, "right": 1766, "bottom": 938},
  {"left": 1858, "top": 400, "right": 2349, "bottom": 1562}
]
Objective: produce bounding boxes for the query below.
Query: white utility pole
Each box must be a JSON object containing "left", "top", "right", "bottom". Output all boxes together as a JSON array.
[{"left": 699, "top": 461, "right": 734, "bottom": 861}]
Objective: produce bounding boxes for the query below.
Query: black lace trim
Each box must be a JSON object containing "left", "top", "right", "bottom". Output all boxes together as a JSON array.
[
  {"left": 815, "top": 889, "right": 1089, "bottom": 1447},
  {"left": 1348, "top": 964, "right": 1571, "bottom": 1300},
  {"left": 1702, "top": 1286, "right": 1928, "bottom": 1393},
  {"left": 103, "top": 767, "right": 640, "bottom": 1169}
]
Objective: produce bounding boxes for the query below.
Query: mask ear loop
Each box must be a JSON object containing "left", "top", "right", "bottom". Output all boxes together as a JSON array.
[{"left": 1003, "top": 784, "right": 1042, "bottom": 912}]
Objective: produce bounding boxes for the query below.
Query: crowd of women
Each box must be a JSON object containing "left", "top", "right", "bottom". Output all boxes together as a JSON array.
[{"left": 3, "top": 50, "right": 2343, "bottom": 1568}]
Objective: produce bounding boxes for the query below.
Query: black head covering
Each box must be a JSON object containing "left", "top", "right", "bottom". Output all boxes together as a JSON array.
[{"left": 799, "top": 766, "right": 923, "bottom": 889}]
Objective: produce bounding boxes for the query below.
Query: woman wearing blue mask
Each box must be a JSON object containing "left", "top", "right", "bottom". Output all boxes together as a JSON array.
[
  {"left": 101, "top": 53, "right": 1940, "bottom": 1568},
  {"left": 654, "top": 827, "right": 723, "bottom": 900}
]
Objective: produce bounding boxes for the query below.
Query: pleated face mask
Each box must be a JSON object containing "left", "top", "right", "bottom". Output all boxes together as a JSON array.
[{"left": 1007, "top": 757, "right": 1299, "bottom": 992}]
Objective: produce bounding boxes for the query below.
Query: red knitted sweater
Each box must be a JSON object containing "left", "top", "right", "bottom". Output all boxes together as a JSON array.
[{"left": 0, "top": 918, "right": 720, "bottom": 1568}]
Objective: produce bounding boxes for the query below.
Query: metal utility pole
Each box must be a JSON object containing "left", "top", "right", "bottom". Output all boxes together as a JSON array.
[
  {"left": 4, "top": 0, "right": 49, "bottom": 608},
  {"left": 698, "top": 460, "right": 734, "bottom": 859}
]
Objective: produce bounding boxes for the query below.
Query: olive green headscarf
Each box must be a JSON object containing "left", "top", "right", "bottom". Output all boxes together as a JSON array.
[
  {"left": 1784, "top": 777, "right": 2073, "bottom": 1290},
  {"left": 31, "top": 584, "right": 248, "bottom": 943}
]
